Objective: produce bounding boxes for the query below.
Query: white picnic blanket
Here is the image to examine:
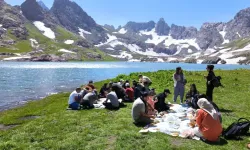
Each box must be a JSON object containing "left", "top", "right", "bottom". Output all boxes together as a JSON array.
[
  {"left": 139, "top": 104, "right": 200, "bottom": 140},
  {"left": 93, "top": 98, "right": 122, "bottom": 109}
]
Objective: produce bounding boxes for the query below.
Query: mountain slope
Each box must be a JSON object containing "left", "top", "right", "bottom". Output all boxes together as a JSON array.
[
  {"left": 0, "top": 0, "right": 116, "bottom": 61},
  {"left": 1, "top": 0, "right": 250, "bottom": 64}
]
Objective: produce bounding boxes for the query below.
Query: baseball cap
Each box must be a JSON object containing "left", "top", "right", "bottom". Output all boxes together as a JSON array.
[
  {"left": 164, "top": 89, "right": 171, "bottom": 94},
  {"left": 125, "top": 83, "right": 130, "bottom": 87}
]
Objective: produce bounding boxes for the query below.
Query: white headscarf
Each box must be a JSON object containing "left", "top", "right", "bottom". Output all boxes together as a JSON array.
[{"left": 197, "top": 98, "right": 218, "bottom": 120}]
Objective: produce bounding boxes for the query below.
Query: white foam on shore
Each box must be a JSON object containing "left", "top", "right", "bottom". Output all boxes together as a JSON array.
[{"left": 33, "top": 21, "right": 55, "bottom": 39}]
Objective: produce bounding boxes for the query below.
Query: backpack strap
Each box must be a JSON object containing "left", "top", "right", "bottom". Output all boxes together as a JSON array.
[{"left": 238, "top": 118, "right": 249, "bottom": 123}]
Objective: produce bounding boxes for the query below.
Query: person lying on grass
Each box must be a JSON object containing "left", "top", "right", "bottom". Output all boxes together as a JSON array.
[
  {"left": 103, "top": 86, "right": 125, "bottom": 110},
  {"left": 132, "top": 91, "right": 155, "bottom": 125},
  {"left": 68, "top": 87, "right": 82, "bottom": 110},
  {"left": 192, "top": 98, "right": 223, "bottom": 142}
]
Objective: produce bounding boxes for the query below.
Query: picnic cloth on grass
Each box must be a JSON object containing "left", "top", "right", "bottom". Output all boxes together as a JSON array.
[
  {"left": 93, "top": 98, "right": 122, "bottom": 109},
  {"left": 139, "top": 104, "right": 200, "bottom": 140}
]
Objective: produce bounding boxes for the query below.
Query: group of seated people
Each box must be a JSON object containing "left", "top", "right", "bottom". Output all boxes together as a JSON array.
[
  {"left": 68, "top": 74, "right": 223, "bottom": 142},
  {"left": 132, "top": 82, "right": 223, "bottom": 142}
]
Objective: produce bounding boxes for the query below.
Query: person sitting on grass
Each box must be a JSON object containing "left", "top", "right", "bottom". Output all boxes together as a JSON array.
[
  {"left": 132, "top": 91, "right": 155, "bottom": 125},
  {"left": 88, "top": 80, "right": 98, "bottom": 95},
  {"left": 193, "top": 98, "right": 223, "bottom": 142},
  {"left": 138, "top": 74, "right": 152, "bottom": 86},
  {"left": 133, "top": 81, "right": 141, "bottom": 100},
  {"left": 99, "top": 83, "right": 109, "bottom": 98},
  {"left": 81, "top": 88, "right": 98, "bottom": 109},
  {"left": 68, "top": 87, "right": 82, "bottom": 110},
  {"left": 146, "top": 90, "right": 158, "bottom": 115},
  {"left": 154, "top": 89, "right": 171, "bottom": 112},
  {"left": 185, "top": 84, "right": 199, "bottom": 108},
  {"left": 112, "top": 82, "right": 126, "bottom": 100},
  {"left": 122, "top": 80, "right": 130, "bottom": 89},
  {"left": 103, "top": 86, "right": 125, "bottom": 110},
  {"left": 124, "top": 83, "right": 134, "bottom": 102}
]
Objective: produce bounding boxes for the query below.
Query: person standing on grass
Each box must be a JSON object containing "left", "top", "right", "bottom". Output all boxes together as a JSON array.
[
  {"left": 204, "top": 65, "right": 215, "bottom": 101},
  {"left": 173, "top": 67, "right": 186, "bottom": 104},
  {"left": 68, "top": 87, "right": 82, "bottom": 110},
  {"left": 132, "top": 91, "right": 155, "bottom": 125}
]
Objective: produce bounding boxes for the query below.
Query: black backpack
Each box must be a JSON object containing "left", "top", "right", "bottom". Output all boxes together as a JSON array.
[
  {"left": 211, "top": 76, "right": 223, "bottom": 87},
  {"left": 223, "top": 118, "right": 250, "bottom": 139}
]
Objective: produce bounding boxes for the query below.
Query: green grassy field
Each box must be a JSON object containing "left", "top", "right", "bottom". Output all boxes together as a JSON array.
[{"left": 0, "top": 70, "right": 250, "bottom": 150}]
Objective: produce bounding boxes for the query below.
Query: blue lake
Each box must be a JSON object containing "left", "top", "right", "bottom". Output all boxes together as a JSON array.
[{"left": 0, "top": 61, "right": 250, "bottom": 110}]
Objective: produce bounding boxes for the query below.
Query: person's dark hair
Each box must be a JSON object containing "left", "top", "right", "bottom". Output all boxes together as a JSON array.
[
  {"left": 190, "top": 84, "right": 198, "bottom": 94},
  {"left": 138, "top": 74, "right": 143, "bottom": 78},
  {"left": 207, "top": 65, "right": 214, "bottom": 71},
  {"left": 176, "top": 67, "right": 182, "bottom": 74},
  {"left": 103, "top": 83, "right": 108, "bottom": 88},
  {"left": 89, "top": 80, "right": 93, "bottom": 84},
  {"left": 198, "top": 94, "right": 207, "bottom": 99},
  {"left": 126, "top": 80, "right": 129, "bottom": 83},
  {"left": 76, "top": 87, "right": 81, "bottom": 91},
  {"left": 133, "top": 81, "right": 138, "bottom": 87},
  {"left": 111, "top": 86, "right": 116, "bottom": 91}
]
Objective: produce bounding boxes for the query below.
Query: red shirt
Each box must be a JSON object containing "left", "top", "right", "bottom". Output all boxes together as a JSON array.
[
  {"left": 125, "top": 88, "right": 134, "bottom": 100},
  {"left": 196, "top": 109, "right": 223, "bottom": 141}
]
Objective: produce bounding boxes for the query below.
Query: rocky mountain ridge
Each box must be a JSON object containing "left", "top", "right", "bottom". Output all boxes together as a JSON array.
[{"left": 0, "top": 0, "right": 250, "bottom": 64}]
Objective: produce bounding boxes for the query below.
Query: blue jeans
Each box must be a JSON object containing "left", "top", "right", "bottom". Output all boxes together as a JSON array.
[{"left": 69, "top": 102, "right": 79, "bottom": 110}]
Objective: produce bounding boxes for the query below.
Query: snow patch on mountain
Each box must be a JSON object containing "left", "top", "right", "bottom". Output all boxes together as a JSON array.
[
  {"left": 33, "top": 21, "right": 55, "bottom": 39},
  {"left": 29, "top": 39, "right": 39, "bottom": 48},
  {"left": 188, "top": 49, "right": 193, "bottom": 53},
  {"left": 106, "top": 48, "right": 115, "bottom": 51},
  {"left": 78, "top": 28, "right": 92, "bottom": 38},
  {"left": 64, "top": 40, "right": 74, "bottom": 44},
  {"left": 219, "top": 27, "right": 230, "bottom": 44},
  {"left": 3, "top": 56, "right": 31, "bottom": 61},
  {"left": 110, "top": 51, "right": 133, "bottom": 59},
  {"left": 58, "top": 49, "right": 76, "bottom": 54},
  {"left": 96, "top": 34, "right": 118, "bottom": 47},
  {"left": 164, "top": 36, "right": 200, "bottom": 50},
  {"left": 157, "top": 58, "right": 164, "bottom": 62},
  {"left": 0, "top": 24, "right": 2, "bottom": 27},
  {"left": 118, "top": 28, "right": 127, "bottom": 34},
  {"left": 140, "top": 28, "right": 168, "bottom": 45},
  {"left": 237, "top": 32, "right": 241, "bottom": 38}
]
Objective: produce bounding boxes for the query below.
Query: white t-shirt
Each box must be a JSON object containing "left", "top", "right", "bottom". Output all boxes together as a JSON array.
[{"left": 68, "top": 91, "right": 80, "bottom": 104}]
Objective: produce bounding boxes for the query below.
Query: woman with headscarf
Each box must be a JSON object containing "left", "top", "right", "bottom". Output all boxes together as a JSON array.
[
  {"left": 173, "top": 67, "right": 186, "bottom": 104},
  {"left": 193, "top": 98, "right": 223, "bottom": 142}
]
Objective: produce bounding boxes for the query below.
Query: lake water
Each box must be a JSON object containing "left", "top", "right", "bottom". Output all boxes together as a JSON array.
[{"left": 0, "top": 61, "right": 250, "bottom": 110}]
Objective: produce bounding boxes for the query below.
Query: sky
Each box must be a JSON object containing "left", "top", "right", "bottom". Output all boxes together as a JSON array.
[{"left": 6, "top": 0, "right": 250, "bottom": 28}]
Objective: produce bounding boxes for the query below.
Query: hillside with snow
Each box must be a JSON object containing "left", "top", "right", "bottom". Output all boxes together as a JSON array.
[{"left": 1, "top": 0, "right": 250, "bottom": 64}]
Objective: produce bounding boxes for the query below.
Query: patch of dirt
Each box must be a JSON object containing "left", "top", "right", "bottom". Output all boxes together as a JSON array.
[
  {"left": 0, "top": 124, "right": 18, "bottom": 130},
  {"left": 19, "top": 115, "right": 40, "bottom": 120},
  {"left": 106, "top": 136, "right": 117, "bottom": 150}
]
